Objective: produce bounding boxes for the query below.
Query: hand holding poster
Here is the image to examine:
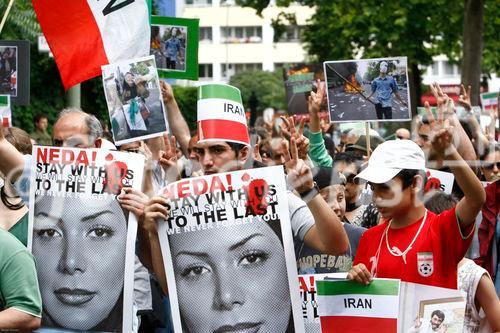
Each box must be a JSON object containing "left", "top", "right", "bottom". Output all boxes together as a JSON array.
[
  {"left": 157, "top": 166, "right": 304, "bottom": 332},
  {"left": 28, "top": 147, "right": 145, "bottom": 332}
]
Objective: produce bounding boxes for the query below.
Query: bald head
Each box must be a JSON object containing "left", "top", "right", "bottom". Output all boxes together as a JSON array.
[
  {"left": 396, "top": 128, "right": 410, "bottom": 140},
  {"left": 52, "top": 108, "right": 102, "bottom": 147}
]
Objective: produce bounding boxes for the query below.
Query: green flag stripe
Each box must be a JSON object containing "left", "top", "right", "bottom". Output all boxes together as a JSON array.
[
  {"left": 0, "top": 95, "right": 8, "bottom": 105},
  {"left": 317, "top": 280, "right": 399, "bottom": 296},
  {"left": 199, "top": 84, "right": 241, "bottom": 103},
  {"left": 481, "top": 92, "right": 498, "bottom": 100}
]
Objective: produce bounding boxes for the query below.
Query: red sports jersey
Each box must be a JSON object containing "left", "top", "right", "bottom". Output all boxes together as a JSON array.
[{"left": 354, "top": 207, "right": 474, "bottom": 289}]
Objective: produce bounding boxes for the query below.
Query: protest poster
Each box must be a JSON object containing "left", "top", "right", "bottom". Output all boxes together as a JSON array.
[
  {"left": 283, "top": 64, "right": 324, "bottom": 115},
  {"left": 157, "top": 166, "right": 305, "bottom": 333},
  {"left": 316, "top": 278, "right": 400, "bottom": 333},
  {"left": 28, "top": 147, "right": 144, "bottom": 332},
  {"left": 151, "top": 16, "right": 199, "bottom": 80},
  {"left": 424, "top": 168, "right": 455, "bottom": 195},
  {"left": 0, "top": 95, "right": 11, "bottom": 127},
  {"left": 324, "top": 57, "right": 411, "bottom": 123},
  {"left": 480, "top": 91, "right": 498, "bottom": 113},
  {"left": 0, "top": 40, "right": 30, "bottom": 105},
  {"left": 102, "top": 55, "right": 169, "bottom": 146},
  {"left": 32, "top": 0, "right": 150, "bottom": 90},
  {"left": 298, "top": 273, "right": 347, "bottom": 333},
  {"left": 399, "top": 282, "right": 466, "bottom": 333}
]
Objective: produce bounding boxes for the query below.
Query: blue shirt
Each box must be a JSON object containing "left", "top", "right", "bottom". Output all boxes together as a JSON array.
[
  {"left": 371, "top": 75, "right": 398, "bottom": 107},
  {"left": 165, "top": 38, "right": 181, "bottom": 61}
]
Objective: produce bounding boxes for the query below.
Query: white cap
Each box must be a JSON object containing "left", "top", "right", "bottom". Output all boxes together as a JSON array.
[{"left": 356, "top": 139, "right": 425, "bottom": 184}]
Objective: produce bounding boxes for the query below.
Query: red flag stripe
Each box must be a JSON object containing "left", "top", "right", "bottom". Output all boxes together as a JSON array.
[
  {"left": 32, "top": 0, "right": 109, "bottom": 90},
  {"left": 198, "top": 119, "right": 249, "bottom": 146},
  {"left": 320, "top": 316, "right": 397, "bottom": 333}
]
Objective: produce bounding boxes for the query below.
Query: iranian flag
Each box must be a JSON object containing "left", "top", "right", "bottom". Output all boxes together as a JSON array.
[
  {"left": 480, "top": 92, "right": 498, "bottom": 112},
  {"left": 197, "top": 84, "right": 250, "bottom": 146},
  {"left": 316, "top": 279, "right": 400, "bottom": 333},
  {"left": 0, "top": 95, "right": 11, "bottom": 127},
  {"left": 32, "top": 0, "right": 150, "bottom": 90}
]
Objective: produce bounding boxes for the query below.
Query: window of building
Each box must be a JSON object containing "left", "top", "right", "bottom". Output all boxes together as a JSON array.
[
  {"left": 431, "top": 61, "right": 439, "bottom": 76},
  {"left": 185, "top": 0, "right": 212, "bottom": 5},
  {"left": 200, "top": 27, "right": 212, "bottom": 43},
  {"left": 199, "top": 64, "right": 213, "bottom": 78},
  {"left": 220, "top": 26, "right": 263, "bottom": 43},
  {"left": 278, "top": 25, "right": 303, "bottom": 42},
  {"left": 443, "top": 61, "right": 456, "bottom": 76},
  {"left": 221, "top": 63, "right": 262, "bottom": 79}
]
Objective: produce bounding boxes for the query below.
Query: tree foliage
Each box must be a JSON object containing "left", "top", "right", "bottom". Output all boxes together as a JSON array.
[{"left": 229, "top": 70, "right": 286, "bottom": 113}]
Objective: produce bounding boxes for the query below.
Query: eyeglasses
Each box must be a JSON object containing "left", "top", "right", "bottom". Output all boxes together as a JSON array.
[{"left": 482, "top": 162, "right": 499, "bottom": 170}]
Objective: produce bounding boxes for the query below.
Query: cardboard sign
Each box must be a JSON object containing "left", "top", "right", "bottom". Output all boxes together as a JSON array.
[
  {"left": 28, "top": 147, "right": 144, "bottom": 332},
  {"left": 157, "top": 166, "right": 305, "bottom": 333},
  {"left": 424, "top": 168, "right": 454, "bottom": 195}
]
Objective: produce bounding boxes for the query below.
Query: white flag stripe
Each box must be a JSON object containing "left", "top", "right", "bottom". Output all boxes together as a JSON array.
[
  {"left": 87, "top": 0, "right": 150, "bottom": 62},
  {"left": 197, "top": 98, "right": 246, "bottom": 124},
  {"left": 317, "top": 294, "right": 399, "bottom": 318}
]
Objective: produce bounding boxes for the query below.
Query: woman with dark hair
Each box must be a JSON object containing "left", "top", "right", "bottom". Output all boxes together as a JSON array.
[{"left": 0, "top": 126, "right": 32, "bottom": 246}]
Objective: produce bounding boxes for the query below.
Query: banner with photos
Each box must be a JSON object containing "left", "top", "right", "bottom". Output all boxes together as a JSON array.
[
  {"left": 157, "top": 166, "right": 305, "bottom": 333},
  {"left": 28, "top": 147, "right": 144, "bottom": 332}
]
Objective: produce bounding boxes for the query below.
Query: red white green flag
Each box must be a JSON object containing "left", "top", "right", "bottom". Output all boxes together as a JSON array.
[{"left": 316, "top": 279, "right": 400, "bottom": 333}]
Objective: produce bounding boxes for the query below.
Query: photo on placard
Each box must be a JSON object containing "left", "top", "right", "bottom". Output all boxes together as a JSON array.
[
  {"left": 157, "top": 167, "right": 305, "bottom": 333},
  {"left": 283, "top": 64, "right": 324, "bottom": 115},
  {"left": 324, "top": 56, "right": 411, "bottom": 123},
  {"left": 0, "top": 95, "right": 11, "bottom": 127},
  {"left": 150, "top": 16, "right": 199, "bottom": 80},
  {"left": 28, "top": 147, "right": 144, "bottom": 332},
  {"left": 0, "top": 40, "right": 29, "bottom": 105},
  {"left": 102, "top": 55, "right": 169, "bottom": 146},
  {"left": 417, "top": 297, "right": 466, "bottom": 333}
]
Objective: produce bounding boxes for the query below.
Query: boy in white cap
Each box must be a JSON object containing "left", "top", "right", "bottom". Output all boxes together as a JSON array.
[
  {"left": 366, "top": 61, "right": 407, "bottom": 120},
  {"left": 347, "top": 113, "right": 485, "bottom": 289}
]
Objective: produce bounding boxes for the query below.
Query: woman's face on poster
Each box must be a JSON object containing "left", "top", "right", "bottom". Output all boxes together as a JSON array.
[
  {"left": 33, "top": 196, "right": 127, "bottom": 330},
  {"left": 171, "top": 220, "right": 292, "bottom": 333}
]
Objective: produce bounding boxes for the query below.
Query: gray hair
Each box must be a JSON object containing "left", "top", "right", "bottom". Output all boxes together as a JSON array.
[{"left": 57, "top": 107, "right": 103, "bottom": 145}]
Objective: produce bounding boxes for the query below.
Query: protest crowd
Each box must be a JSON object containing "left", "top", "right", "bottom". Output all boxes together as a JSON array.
[{"left": 0, "top": 1, "right": 499, "bottom": 333}]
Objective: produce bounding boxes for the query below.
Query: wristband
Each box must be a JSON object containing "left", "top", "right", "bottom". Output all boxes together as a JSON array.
[{"left": 299, "top": 181, "right": 320, "bottom": 204}]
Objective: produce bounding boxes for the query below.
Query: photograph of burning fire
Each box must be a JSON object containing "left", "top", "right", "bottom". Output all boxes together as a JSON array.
[{"left": 324, "top": 57, "right": 410, "bottom": 122}]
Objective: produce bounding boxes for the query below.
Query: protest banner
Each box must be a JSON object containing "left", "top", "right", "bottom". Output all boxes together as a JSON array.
[
  {"left": 283, "top": 64, "right": 324, "bottom": 116},
  {"left": 28, "top": 146, "right": 144, "bottom": 332},
  {"left": 151, "top": 16, "right": 199, "bottom": 80},
  {"left": 316, "top": 278, "right": 400, "bottom": 333},
  {"left": 299, "top": 273, "right": 347, "bottom": 333},
  {"left": 197, "top": 83, "right": 250, "bottom": 145},
  {"left": 0, "top": 95, "right": 11, "bottom": 127},
  {"left": 32, "top": 0, "right": 150, "bottom": 90},
  {"left": 0, "top": 40, "right": 29, "bottom": 105},
  {"left": 324, "top": 57, "right": 411, "bottom": 123},
  {"left": 102, "top": 55, "right": 169, "bottom": 146},
  {"left": 424, "top": 168, "right": 455, "bottom": 195},
  {"left": 157, "top": 166, "right": 304, "bottom": 333},
  {"left": 398, "top": 282, "right": 466, "bottom": 333}
]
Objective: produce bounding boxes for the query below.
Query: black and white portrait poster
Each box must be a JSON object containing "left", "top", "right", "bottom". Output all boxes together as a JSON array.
[
  {"left": 0, "top": 40, "right": 30, "bottom": 105},
  {"left": 157, "top": 166, "right": 305, "bottom": 333},
  {"left": 102, "top": 55, "right": 169, "bottom": 146},
  {"left": 28, "top": 147, "right": 145, "bottom": 332}
]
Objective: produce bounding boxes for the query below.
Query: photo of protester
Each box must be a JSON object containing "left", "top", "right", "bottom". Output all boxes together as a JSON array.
[
  {"left": 0, "top": 46, "right": 16, "bottom": 96},
  {"left": 324, "top": 57, "right": 410, "bottom": 122},
  {"left": 150, "top": 24, "right": 187, "bottom": 72},
  {"left": 102, "top": 55, "right": 169, "bottom": 146}
]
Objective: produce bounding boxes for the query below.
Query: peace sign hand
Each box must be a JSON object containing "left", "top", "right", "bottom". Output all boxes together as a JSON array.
[
  {"left": 280, "top": 116, "right": 310, "bottom": 160},
  {"left": 458, "top": 84, "right": 472, "bottom": 112},
  {"left": 424, "top": 100, "right": 457, "bottom": 159},
  {"left": 308, "top": 79, "right": 326, "bottom": 116},
  {"left": 283, "top": 137, "right": 314, "bottom": 194},
  {"left": 158, "top": 133, "right": 180, "bottom": 182}
]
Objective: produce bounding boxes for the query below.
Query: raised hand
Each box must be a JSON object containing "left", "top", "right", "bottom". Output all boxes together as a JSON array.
[
  {"left": 117, "top": 188, "right": 149, "bottom": 219},
  {"left": 158, "top": 133, "right": 180, "bottom": 182},
  {"left": 424, "top": 100, "right": 456, "bottom": 159},
  {"left": 430, "top": 82, "right": 449, "bottom": 107},
  {"left": 308, "top": 79, "right": 326, "bottom": 116},
  {"left": 141, "top": 196, "right": 170, "bottom": 233},
  {"left": 458, "top": 84, "right": 472, "bottom": 112},
  {"left": 283, "top": 137, "right": 313, "bottom": 194},
  {"left": 280, "top": 116, "right": 310, "bottom": 160},
  {"left": 160, "top": 80, "right": 175, "bottom": 104}
]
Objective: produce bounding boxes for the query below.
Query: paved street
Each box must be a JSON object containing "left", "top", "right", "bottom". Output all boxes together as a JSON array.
[{"left": 328, "top": 83, "right": 410, "bottom": 122}]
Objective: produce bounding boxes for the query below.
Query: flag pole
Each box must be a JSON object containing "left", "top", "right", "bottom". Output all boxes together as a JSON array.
[{"left": 0, "top": 0, "right": 15, "bottom": 35}]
